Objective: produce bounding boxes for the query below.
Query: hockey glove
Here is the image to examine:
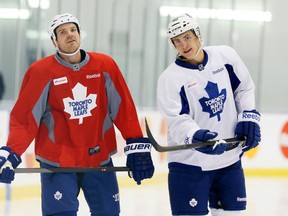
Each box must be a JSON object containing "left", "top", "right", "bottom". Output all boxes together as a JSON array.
[
  {"left": 0, "top": 146, "right": 22, "bottom": 184},
  {"left": 124, "top": 138, "right": 154, "bottom": 185},
  {"left": 192, "top": 129, "right": 228, "bottom": 155},
  {"left": 235, "top": 110, "right": 261, "bottom": 152},
  {"left": 0, "top": 146, "right": 10, "bottom": 168}
]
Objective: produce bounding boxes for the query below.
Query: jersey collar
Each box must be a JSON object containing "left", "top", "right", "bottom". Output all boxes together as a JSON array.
[
  {"left": 175, "top": 49, "right": 208, "bottom": 71},
  {"left": 54, "top": 49, "right": 90, "bottom": 71}
]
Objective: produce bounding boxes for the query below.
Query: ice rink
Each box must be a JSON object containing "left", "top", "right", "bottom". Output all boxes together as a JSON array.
[{"left": 1, "top": 173, "right": 288, "bottom": 216}]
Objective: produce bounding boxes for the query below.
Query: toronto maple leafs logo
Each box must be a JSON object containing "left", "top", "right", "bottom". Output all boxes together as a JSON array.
[
  {"left": 199, "top": 81, "right": 226, "bottom": 121},
  {"left": 189, "top": 198, "right": 198, "bottom": 207},
  {"left": 54, "top": 191, "right": 62, "bottom": 201},
  {"left": 63, "top": 83, "right": 97, "bottom": 124}
]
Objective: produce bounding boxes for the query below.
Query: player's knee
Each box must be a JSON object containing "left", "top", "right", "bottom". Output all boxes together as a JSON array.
[
  {"left": 210, "top": 208, "right": 243, "bottom": 216},
  {"left": 48, "top": 211, "right": 77, "bottom": 216}
]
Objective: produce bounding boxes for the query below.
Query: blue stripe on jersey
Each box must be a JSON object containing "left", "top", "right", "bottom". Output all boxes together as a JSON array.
[
  {"left": 179, "top": 86, "right": 190, "bottom": 115},
  {"left": 225, "top": 64, "right": 241, "bottom": 92}
]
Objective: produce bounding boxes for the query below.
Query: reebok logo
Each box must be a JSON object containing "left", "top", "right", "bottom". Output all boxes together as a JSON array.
[
  {"left": 237, "top": 197, "right": 247, "bottom": 202},
  {"left": 212, "top": 67, "right": 224, "bottom": 75},
  {"left": 242, "top": 113, "right": 260, "bottom": 121}
]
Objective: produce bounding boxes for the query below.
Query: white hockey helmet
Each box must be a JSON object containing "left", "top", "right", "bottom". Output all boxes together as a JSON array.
[
  {"left": 48, "top": 13, "right": 80, "bottom": 40},
  {"left": 167, "top": 13, "right": 203, "bottom": 46}
]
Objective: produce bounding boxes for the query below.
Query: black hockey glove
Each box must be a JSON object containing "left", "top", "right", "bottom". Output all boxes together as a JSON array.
[{"left": 124, "top": 138, "right": 155, "bottom": 185}]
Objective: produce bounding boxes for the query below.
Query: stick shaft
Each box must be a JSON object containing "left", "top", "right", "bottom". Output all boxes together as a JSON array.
[
  {"left": 15, "top": 166, "right": 130, "bottom": 173},
  {"left": 145, "top": 117, "right": 245, "bottom": 152}
]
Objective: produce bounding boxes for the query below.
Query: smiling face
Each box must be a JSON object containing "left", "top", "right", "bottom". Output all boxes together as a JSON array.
[
  {"left": 54, "top": 22, "right": 80, "bottom": 55},
  {"left": 171, "top": 30, "right": 204, "bottom": 64}
]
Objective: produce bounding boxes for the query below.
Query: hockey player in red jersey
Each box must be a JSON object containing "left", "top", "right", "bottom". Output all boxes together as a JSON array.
[{"left": 0, "top": 13, "right": 154, "bottom": 216}]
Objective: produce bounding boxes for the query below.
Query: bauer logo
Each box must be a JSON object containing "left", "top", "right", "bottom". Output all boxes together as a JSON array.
[
  {"left": 124, "top": 143, "right": 151, "bottom": 152},
  {"left": 53, "top": 77, "right": 68, "bottom": 85},
  {"left": 124, "top": 143, "right": 151, "bottom": 155}
]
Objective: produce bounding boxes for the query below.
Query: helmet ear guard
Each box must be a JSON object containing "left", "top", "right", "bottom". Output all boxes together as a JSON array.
[{"left": 48, "top": 13, "right": 81, "bottom": 41}]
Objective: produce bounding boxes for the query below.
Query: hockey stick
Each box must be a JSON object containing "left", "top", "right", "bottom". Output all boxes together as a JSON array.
[
  {"left": 145, "top": 118, "right": 246, "bottom": 152},
  {"left": 15, "top": 166, "right": 130, "bottom": 173}
]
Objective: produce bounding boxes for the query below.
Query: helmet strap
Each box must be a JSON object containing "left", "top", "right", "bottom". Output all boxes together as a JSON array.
[{"left": 54, "top": 39, "right": 81, "bottom": 56}]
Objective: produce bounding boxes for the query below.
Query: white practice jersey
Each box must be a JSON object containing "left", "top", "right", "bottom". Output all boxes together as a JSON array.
[{"left": 157, "top": 45, "right": 256, "bottom": 171}]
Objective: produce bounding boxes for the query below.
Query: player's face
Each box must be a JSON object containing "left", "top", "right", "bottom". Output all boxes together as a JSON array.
[
  {"left": 54, "top": 23, "right": 80, "bottom": 54},
  {"left": 171, "top": 30, "right": 201, "bottom": 61}
]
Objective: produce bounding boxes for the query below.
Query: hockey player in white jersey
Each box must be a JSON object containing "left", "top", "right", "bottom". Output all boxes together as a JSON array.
[{"left": 157, "top": 13, "right": 261, "bottom": 216}]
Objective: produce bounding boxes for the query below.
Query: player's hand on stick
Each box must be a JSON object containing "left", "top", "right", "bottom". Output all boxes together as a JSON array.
[
  {"left": 235, "top": 110, "right": 261, "bottom": 152},
  {"left": 0, "top": 146, "right": 10, "bottom": 168},
  {"left": 0, "top": 146, "right": 22, "bottom": 184},
  {"left": 124, "top": 138, "right": 155, "bottom": 185},
  {"left": 191, "top": 130, "right": 228, "bottom": 155}
]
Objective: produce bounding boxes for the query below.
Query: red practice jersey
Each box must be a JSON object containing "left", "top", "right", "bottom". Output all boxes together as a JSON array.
[{"left": 7, "top": 51, "right": 143, "bottom": 167}]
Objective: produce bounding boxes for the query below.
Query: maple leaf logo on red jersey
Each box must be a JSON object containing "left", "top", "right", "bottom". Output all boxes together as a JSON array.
[{"left": 63, "top": 83, "right": 97, "bottom": 124}]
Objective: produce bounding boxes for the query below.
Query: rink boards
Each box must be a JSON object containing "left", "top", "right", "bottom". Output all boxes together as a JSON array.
[{"left": 1, "top": 110, "right": 288, "bottom": 201}]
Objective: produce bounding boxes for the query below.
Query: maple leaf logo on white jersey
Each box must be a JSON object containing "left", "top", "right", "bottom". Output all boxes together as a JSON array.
[{"left": 63, "top": 83, "right": 97, "bottom": 124}]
